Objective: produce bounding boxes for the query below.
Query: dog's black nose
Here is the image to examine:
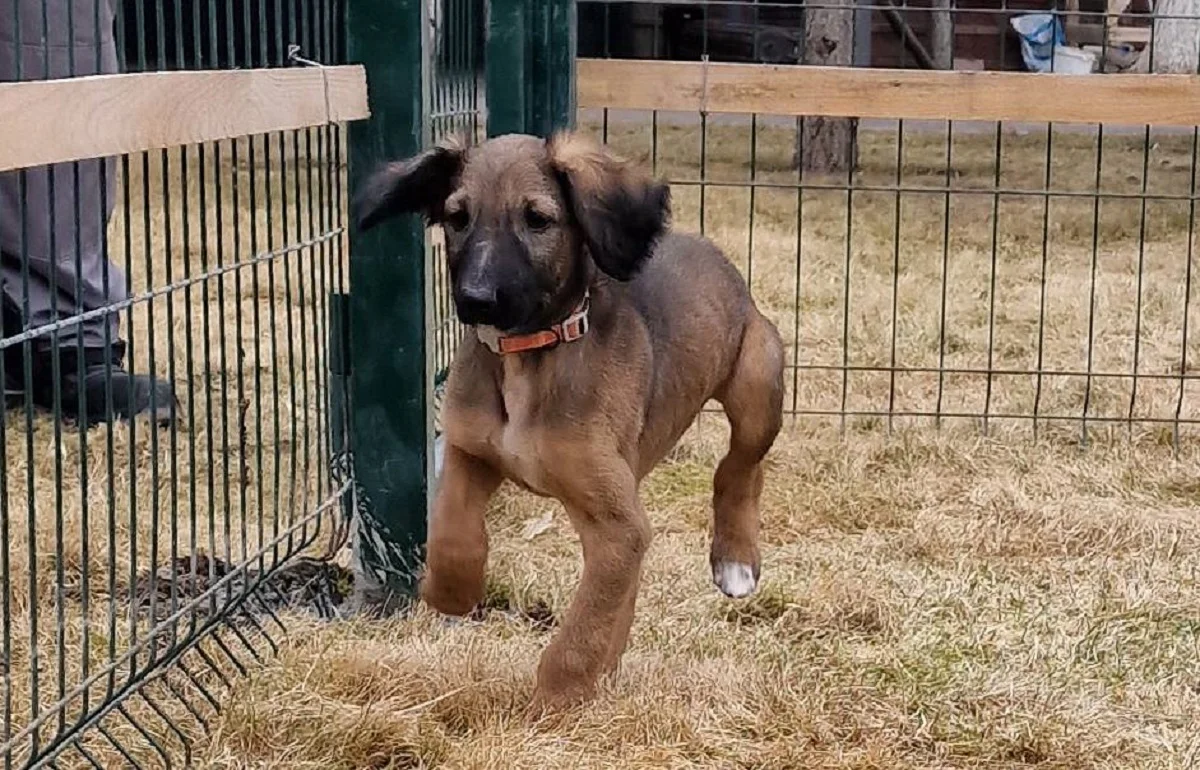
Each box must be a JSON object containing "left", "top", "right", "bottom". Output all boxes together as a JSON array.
[{"left": 455, "top": 284, "right": 499, "bottom": 325}]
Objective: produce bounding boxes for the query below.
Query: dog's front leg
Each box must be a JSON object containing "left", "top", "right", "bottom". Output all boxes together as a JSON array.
[
  {"left": 419, "top": 444, "right": 503, "bottom": 616},
  {"left": 531, "top": 464, "right": 651, "bottom": 712}
]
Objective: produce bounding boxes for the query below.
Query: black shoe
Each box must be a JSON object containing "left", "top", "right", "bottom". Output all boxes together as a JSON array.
[
  {"left": 3, "top": 338, "right": 178, "bottom": 428},
  {"left": 2, "top": 374, "right": 18, "bottom": 410},
  {"left": 33, "top": 344, "right": 179, "bottom": 428},
  {"left": 1, "top": 286, "right": 178, "bottom": 427},
  {"left": 1, "top": 291, "right": 24, "bottom": 409}
]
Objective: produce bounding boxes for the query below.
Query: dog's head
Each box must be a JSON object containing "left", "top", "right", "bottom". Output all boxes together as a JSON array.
[{"left": 351, "top": 132, "right": 671, "bottom": 333}]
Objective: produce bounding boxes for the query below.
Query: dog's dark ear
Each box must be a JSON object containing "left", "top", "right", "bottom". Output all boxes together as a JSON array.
[
  {"left": 548, "top": 132, "right": 670, "bottom": 281},
  {"left": 351, "top": 139, "right": 466, "bottom": 232}
]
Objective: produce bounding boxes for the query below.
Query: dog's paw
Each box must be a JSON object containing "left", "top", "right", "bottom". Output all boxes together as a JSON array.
[
  {"left": 526, "top": 684, "right": 592, "bottom": 720},
  {"left": 712, "top": 561, "right": 758, "bottom": 599}
]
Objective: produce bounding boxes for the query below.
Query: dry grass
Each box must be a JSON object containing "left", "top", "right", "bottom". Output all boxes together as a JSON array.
[
  {"left": 200, "top": 424, "right": 1200, "bottom": 769},
  {"left": 197, "top": 122, "right": 1200, "bottom": 767},
  {"left": 6, "top": 119, "right": 1200, "bottom": 767}
]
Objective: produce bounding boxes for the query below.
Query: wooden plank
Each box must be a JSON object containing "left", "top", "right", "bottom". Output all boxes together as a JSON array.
[
  {"left": 577, "top": 58, "right": 1200, "bottom": 126},
  {"left": 1108, "top": 26, "right": 1151, "bottom": 43},
  {"left": 0, "top": 65, "right": 369, "bottom": 172}
]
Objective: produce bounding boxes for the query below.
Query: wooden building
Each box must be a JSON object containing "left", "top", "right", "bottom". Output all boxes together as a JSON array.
[{"left": 577, "top": 0, "right": 1149, "bottom": 72}]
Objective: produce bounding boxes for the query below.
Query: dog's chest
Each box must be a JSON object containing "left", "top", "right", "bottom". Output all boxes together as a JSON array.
[{"left": 487, "top": 377, "right": 552, "bottom": 495}]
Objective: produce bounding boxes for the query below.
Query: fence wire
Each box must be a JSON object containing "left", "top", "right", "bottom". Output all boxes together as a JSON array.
[
  {"left": 581, "top": 0, "right": 1200, "bottom": 446},
  {"left": 429, "top": 0, "right": 485, "bottom": 433},
  {"left": 1, "top": 1, "right": 351, "bottom": 767}
]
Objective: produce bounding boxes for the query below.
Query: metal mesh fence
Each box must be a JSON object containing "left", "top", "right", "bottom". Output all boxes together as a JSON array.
[
  {"left": 1, "top": 1, "right": 351, "bottom": 766},
  {"left": 429, "top": 0, "right": 485, "bottom": 434},
  {"left": 579, "top": 0, "right": 1200, "bottom": 446}
]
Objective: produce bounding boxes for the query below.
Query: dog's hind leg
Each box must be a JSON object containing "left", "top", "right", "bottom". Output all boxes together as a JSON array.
[
  {"left": 710, "top": 311, "right": 785, "bottom": 599},
  {"left": 419, "top": 445, "right": 503, "bottom": 616}
]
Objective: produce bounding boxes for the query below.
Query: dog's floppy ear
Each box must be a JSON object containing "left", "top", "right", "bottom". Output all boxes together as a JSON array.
[
  {"left": 351, "top": 138, "right": 466, "bottom": 232},
  {"left": 548, "top": 132, "right": 670, "bottom": 281}
]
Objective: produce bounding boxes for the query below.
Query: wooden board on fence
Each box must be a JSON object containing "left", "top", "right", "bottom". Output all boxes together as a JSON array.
[
  {"left": 0, "top": 65, "right": 370, "bottom": 172},
  {"left": 577, "top": 58, "right": 1200, "bottom": 127}
]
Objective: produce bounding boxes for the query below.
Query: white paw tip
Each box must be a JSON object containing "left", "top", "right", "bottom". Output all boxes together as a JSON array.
[{"left": 713, "top": 562, "right": 758, "bottom": 599}]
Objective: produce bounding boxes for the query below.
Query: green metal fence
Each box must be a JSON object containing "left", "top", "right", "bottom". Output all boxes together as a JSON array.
[
  {"left": 347, "top": 0, "right": 574, "bottom": 609},
  {"left": 1, "top": 0, "right": 574, "bottom": 763},
  {"left": 2, "top": 1, "right": 355, "bottom": 766},
  {"left": 578, "top": 1, "right": 1200, "bottom": 448}
]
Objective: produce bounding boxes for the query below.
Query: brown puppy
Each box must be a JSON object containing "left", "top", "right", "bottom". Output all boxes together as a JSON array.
[{"left": 353, "top": 131, "right": 785, "bottom": 712}]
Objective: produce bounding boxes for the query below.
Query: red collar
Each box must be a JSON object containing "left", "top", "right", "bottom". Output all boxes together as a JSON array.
[{"left": 476, "top": 291, "right": 591, "bottom": 355}]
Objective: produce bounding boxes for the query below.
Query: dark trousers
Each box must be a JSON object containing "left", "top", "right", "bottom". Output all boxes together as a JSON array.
[{"left": 0, "top": 0, "right": 123, "bottom": 354}]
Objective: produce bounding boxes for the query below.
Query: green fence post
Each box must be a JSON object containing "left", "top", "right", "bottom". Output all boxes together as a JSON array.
[
  {"left": 486, "top": 0, "right": 528, "bottom": 136},
  {"left": 529, "top": 0, "right": 576, "bottom": 136},
  {"left": 346, "top": 0, "right": 433, "bottom": 613},
  {"left": 487, "top": 0, "right": 576, "bottom": 138}
]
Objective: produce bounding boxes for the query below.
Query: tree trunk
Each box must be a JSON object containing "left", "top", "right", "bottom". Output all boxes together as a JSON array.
[
  {"left": 1131, "top": 0, "right": 1200, "bottom": 73},
  {"left": 796, "top": 0, "right": 858, "bottom": 172},
  {"left": 931, "top": 0, "right": 954, "bottom": 69}
]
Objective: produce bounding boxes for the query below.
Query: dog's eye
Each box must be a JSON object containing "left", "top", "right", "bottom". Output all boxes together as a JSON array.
[
  {"left": 524, "top": 207, "right": 553, "bottom": 232},
  {"left": 445, "top": 207, "right": 469, "bottom": 231}
]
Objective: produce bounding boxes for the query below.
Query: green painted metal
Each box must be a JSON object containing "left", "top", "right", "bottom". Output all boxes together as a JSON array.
[
  {"left": 529, "top": 0, "right": 577, "bottom": 137},
  {"left": 3, "top": 0, "right": 353, "bottom": 766},
  {"left": 429, "top": 0, "right": 486, "bottom": 394},
  {"left": 486, "top": 0, "right": 527, "bottom": 137},
  {"left": 329, "top": 291, "right": 355, "bottom": 522},
  {"left": 346, "top": 0, "right": 433, "bottom": 610},
  {"left": 486, "top": 0, "right": 576, "bottom": 138}
]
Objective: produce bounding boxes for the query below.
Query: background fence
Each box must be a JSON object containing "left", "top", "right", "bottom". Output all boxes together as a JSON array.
[
  {"left": 578, "top": 1, "right": 1200, "bottom": 448},
  {"left": 6, "top": 0, "right": 1200, "bottom": 766}
]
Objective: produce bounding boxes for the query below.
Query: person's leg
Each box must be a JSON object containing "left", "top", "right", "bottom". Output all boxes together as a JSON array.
[{"left": 0, "top": 0, "right": 176, "bottom": 425}]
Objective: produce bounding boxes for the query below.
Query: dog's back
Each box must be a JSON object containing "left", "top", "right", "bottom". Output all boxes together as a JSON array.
[
  {"left": 629, "top": 229, "right": 764, "bottom": 382},
  {"left": 616, "top": 230, "right": 780, "bottom": 472}
]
